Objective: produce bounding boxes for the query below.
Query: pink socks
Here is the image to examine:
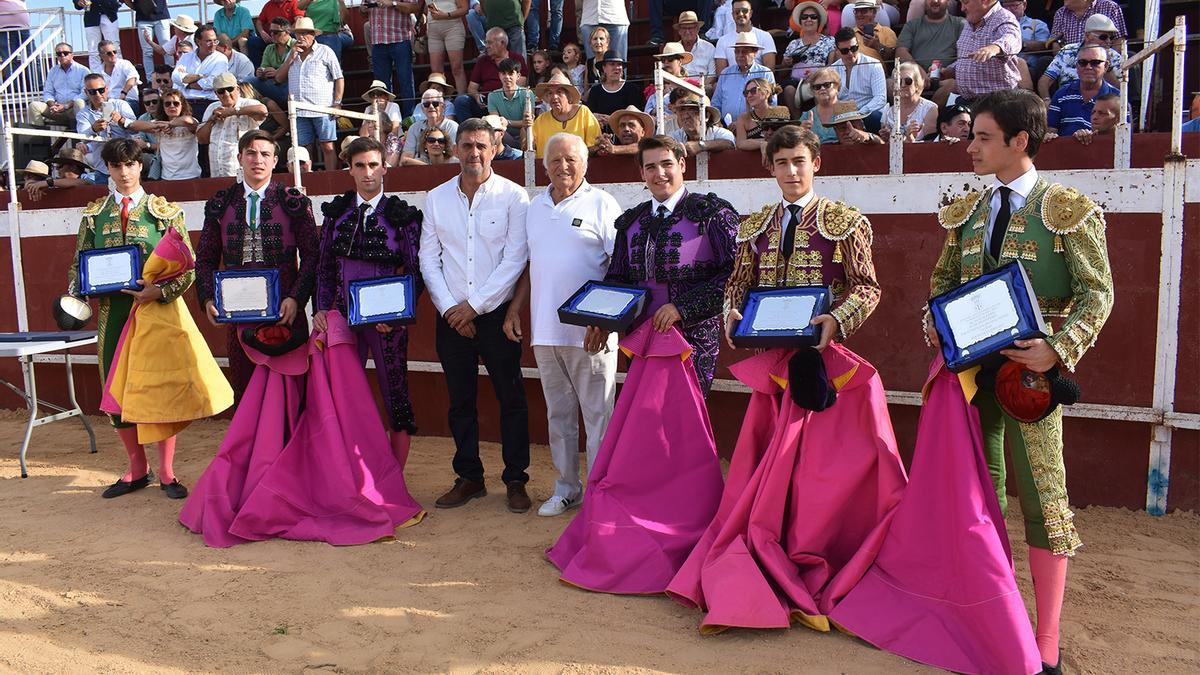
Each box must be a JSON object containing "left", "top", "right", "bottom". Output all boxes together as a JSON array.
[
  {"left": 157, "top": 436, "right": 178, "bottom": 484},
  {"left": 1029, "top": 545, "right": 1069, "bottom": 666},
  {"left": 115, "top": 427, "right": 148, "bottom": 482},
  {"left": 390, "top": 431, "right": 411, "bottom": 471}
]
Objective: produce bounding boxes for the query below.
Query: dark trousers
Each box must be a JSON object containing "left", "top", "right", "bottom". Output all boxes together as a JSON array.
[{"left": 435, "top": 304, "right": 530, "bottom": 485}]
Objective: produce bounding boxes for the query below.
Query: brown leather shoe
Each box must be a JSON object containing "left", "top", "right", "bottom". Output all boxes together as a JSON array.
[
  {"left": 505, "top": 481, "right": 531, "bottom": 513},
  {"left": 434, "top": 478, "right": 486, "bottom": 508}
]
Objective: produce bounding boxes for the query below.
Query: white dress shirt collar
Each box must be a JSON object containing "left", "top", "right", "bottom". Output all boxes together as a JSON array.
[
  {"left": 781, "top": 190, "right": 815, "bottom": 213},
  {"left": 651, "top": 187, "right": 686, "bottom": 216},
  {"left": 112, "top": 186, "right": 145, "bottom": 207},
  {"left": 356, "top": 190, "right": 385, "bottom": 214},
  {"left": 994, "top": 166, "right": 1039, "bottom": 199},
  {"left": 242, "top": 180, "right": 269, "bottom": 201}
]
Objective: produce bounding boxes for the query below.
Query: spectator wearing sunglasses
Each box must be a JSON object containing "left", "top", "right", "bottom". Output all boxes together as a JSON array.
[
  {"left": 798, "top": 67, "right": 844, "bottom": 145},
  {"left": 1050, "top": 0, "right": 1126, "bottom": 46},
  {"left": 828, "top": 27, "right": 886, "bottom": 132},
  {"left": 1045, "top": 44, "right": 1116, "bottom": 137},
  {"left": 135, "top": 88, "right": 164, "bottom": 179},
  {"left": 879, "top": 62, "right": 937, "bottom": 142},
  {"left": 94, "top": 39, "right": 140, "bottom": 106},
  {"left": 253, "top": 17, "right": 295, "bottom": 107},
  {"left": 401, "top": 88, "right": 460, "bottom": 166},
  {"left": 197, "top": 72, "right": 269, "bottom": 177},
  {"left": 29, "top": 42, "right": 88, "bottom": 127},
  {"left": 1037, "top": 14, "right": 1121, "bottom": 100},
  {"left": 129, "top": 89, "right": 201, "bottom": 180},
  {"left": 418, "top": 129, "right": 458, "bottom": 165},
  {"left": 76, "top": 73, "right": 137, "bottom": 176}
]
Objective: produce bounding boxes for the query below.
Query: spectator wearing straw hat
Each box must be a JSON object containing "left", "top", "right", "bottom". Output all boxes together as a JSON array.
[
  {"left": 75, "top": 0, "right": 119, "bottom": 59},
  {"left": 414, "top": 72, "right": 459, "bottom": 123},
  {"left": 25, "top": 147, "right": 102, "bottom": 202},
  {"left": 829, "top": 100, "right": 884, "bottom": 144},
  {"left": 647, "top": 42, "right": 694, "bottom": 120},
  {"left": 585, "top": 51, "right": 644, "bottom": 123},
  {"left": 533, "top": 71, "right": 600, "bottom": 158},
  {"left": 198, "top": 72, "right": 268, "bottom": 177},
  {"left": 454, "top": 28, "right": 527, "bottom": 123},
  {"left": 401, "top": 87, "right": 459, "bottom": 165},
  {"left": 248, "top": 0, "right": 305, "bottom": 68},
  {"left": 94, "top": 40, "right": 139, "bottom": 107},
  {"left": 29, "top": 42, "right": 88, "bottom": 127},
  {"left": 365, "top": 0, "right": 420, "bottom": 118},
  {"left": 669, "top": 90, "right": 734, "bottom": 155},
  {"left": 712, "top": 0, "right": 776, "bottom": 74},
  {"left": 593, "top": 104, "right": 652, "bottom": 156},
  {"left": 276, "top": 16, "right": 344, "bottom": 170},
  {"left": 672, "top": 11, "right": 715, "bottom": 85},
  {"left": 127, "top": 0, "right": 173, "bottom": 76},
  {"left": 781, "top": 3, "right": 835, "bottom": 91},
  {"left": 174, "top": 25, "right": 231, "bottom": 104},
  {"left": 15, "top": 160, "right": 48, "bottom": 189},
  {"left": 711, "top": 32, "right": 775, "bottom": 123},
  {"left": 252, "top": 17, "right": 294, "bottom": 106},
  {"left": 150, "top": 15, "right": 198, "bottom": 66},
  {"left": 363, "top": 79, "right": 404, "bottom": 128}
]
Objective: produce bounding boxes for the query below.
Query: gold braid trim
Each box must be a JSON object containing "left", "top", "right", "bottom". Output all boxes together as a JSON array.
[
  {"left": 1018, "top": 412, "right": 1083, "bottom": 556},
  {"left": 815, "top": 198, "right": 863, "bottom": 242},
  {"left": 81, "top": 195, "right": 110, "bottom": 217},
  {"left": 937, "top": 190, "right": 986, "bottom": 230},
  {"left": 146, "top": 194, "right": 184, "bottom": 232},
  {"left": 736, "top": 203, "right": 777, "bottom": 243},
  {"left": 1040, "top": 184, "right": 1103, "bottom": 236}
]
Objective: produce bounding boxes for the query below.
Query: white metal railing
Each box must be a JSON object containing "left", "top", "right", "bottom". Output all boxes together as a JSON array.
[
  {"left": 653, "top": 62, "right": 709, "bottom": 180},
  {"left": 286, "top": 97, "right": 386, "bottom": 185},
  {"left": 0, "top": 11, "right": 67, "bottom": 136}
]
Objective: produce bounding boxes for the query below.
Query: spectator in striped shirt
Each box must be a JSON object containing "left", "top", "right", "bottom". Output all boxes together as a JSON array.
[
  {"left": 936, "top": 0, "right": 1021, "bottom": 105},
  {"left": 1050, "top": 0, "right": 1126, "bottom": 46},
  {"left": 1046, "top": 44, "right": 1116, "bottom": 137},
  {"left": 367, "top": 0, "right": 421, "bottom": 118}
]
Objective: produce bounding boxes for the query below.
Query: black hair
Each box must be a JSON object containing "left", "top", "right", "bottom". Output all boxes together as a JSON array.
[
  {"left": 766, "top": 125, "right": 822, "bottom": 162},
  {"left": 101, "top": 138, "right": 142, "bottom": 166},
  {"left": 834, "top": 27, "right": 857, "bottom": 43},
  {"left": 636, "top": 134, "right": 686, "bottom": 166},
  {"left": 345, "top": 136, "right": 385, "bottom": 163},
  {"left": 153, "top": 63, "right": 173, "bottom": 75},
  {"left": 498, "top": 57, "right": 522, "bottom": 74},
  {"left": 970, "top": 89, "right": 1047, "bottom": 158},
  {"left": 238, "top": 129, "right": 279, "bottom": 155}
]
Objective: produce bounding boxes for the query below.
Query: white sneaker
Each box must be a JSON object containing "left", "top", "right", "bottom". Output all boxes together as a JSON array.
[{"left": 537, "top": 495, "right": 580, "bottom": 517}]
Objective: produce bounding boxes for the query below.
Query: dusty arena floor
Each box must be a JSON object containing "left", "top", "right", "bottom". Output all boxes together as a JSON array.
[{"left": 1, "top": 411, "right": 1198, "bottom": 674}]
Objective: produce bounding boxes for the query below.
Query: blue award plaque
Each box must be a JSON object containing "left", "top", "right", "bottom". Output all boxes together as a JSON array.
[
  {"left": 732, "top": 286, "right": 831, "bottom": 348},
  {"left": 213, "top": 269, "right": 282, "bottom": 323},
  {"left": 78, "top": 245, "right": 142, "bottom": 296},
  {"left": 930, "top": 261, "right": 1048, "bottom": 372},
  {"left": 557, "top": 281, "right": 648, "bottom": 332},
  {"left": 347, "top": 275, "right": 417, "bottom": 326}
]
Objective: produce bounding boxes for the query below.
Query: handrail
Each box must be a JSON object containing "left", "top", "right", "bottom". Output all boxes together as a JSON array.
[
  {"left": 1117, "top": 15, "right": 1186, "bottom": 168},
  {"left": 287, "top": 97, "right": 387, "bottom": 188},
  {"left": 0, "top": 12, "right": 63, "bottom": 86}
]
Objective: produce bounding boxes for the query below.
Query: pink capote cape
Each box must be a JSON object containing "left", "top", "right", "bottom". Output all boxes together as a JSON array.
[
  {"left": 828, "top": 357, "right": 1041, "bottom": 675},
  {"left": 546, "top": 321, "right": 724, "bottom": 594},
  {"left": 181, "top": 311, "right": 424, "bottom": 547},
  {"left": 666, "top": 344, "right": 907, "bottom": 633},
  {"left": 178, "top": 328, "right": 308, "bottom": 548}
]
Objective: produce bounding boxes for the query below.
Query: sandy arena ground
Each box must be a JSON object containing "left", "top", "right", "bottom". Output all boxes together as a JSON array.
[{"left": 1, "top": 410, "right": 1198, "bottom": 674}]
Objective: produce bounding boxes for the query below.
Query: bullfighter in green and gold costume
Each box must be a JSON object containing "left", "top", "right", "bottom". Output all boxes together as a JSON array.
[{"left": 926, "top": 91, "right": 1113, "bottom": 674}]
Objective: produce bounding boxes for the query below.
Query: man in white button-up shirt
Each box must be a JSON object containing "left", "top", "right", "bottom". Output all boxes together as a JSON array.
[
  {"left": 503, "top": 133, "right": 621, "bottom": 517},
  {"left": 419, "top": 117, "right": 533, "bottom": 514},
  {"left": 173, "top": 25, "right": 230, "bottom": 105}
]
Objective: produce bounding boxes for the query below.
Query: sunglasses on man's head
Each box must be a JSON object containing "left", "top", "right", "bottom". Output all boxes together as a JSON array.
[
  {"left": 86, "top": 87, "right": 106, "bottom": 95},
  {"left": 1076, "top": 58, "right": 1105, "bottom": 68},
  {"left": 811, "top": 81, "right": 836, "bottom": 90},
  {"left": 839, "top": 45, "right": 859, "bottom": 55},
  {"left": 216, "top": 87, "right": 236, "bottom": 95},
  {"left": 56, "top": 50, "right": 71, "bottom": 56}
]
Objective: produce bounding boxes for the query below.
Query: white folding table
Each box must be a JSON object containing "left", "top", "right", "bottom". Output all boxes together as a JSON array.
[{"left": 0, "top": 331, "right": 98, "bottom": 477}]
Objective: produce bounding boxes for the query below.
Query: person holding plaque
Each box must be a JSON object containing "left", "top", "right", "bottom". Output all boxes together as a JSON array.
[
  {"left": 593, "top": 134, "right": 740, "bottom": 395},
  {"left": 66, "top": 138, "right": 206, "bottom": 500},
  {"left": 195, "top": 129, "right": 321, "bottom": 403},
  {"left": 314, "top": 136, "right": 424, "bottom": 469},
  {"left": 918, "top": 90, "right": 1113, "bottom": 674},
  {"left": 666, "top": 125, "right": 906, "bottom": 633}
]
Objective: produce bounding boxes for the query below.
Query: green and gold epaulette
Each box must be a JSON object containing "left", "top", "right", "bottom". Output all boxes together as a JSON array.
[
  {"left": 937, "top": 190, "right": 986, "bottom": 229},
  {"left": 815, "top": 198, "right": 865, "bottom": 242},
  {"left": 146, "top": 194, "right": 183, "bottom": 221},
  {"left": 81, "top": 195, "right": 110, "bottom": 217},
  {"left": 1040, "top": 183, "right": 1103, "bottom": 235},
  {"left": 736, "top": 203, "right": 777, "bottom": 243}
]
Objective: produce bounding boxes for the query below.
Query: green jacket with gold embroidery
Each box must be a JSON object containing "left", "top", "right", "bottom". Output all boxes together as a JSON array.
[{"left": 930, "top": 178, "right": 1114, "bottom": 371}]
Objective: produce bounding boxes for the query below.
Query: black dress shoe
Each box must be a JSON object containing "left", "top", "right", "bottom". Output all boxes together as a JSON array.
[
  {"left": 160, "top": 480, "right": 189, "bottom": 500},
  {"left": 1041, "top": 652, "right": 1063, "bottom": 675},
  {"left": 101, "top": 472, "right": 153, "bottom": 499}
]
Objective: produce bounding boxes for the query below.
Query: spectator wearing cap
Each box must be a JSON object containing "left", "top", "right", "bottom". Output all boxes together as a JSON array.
[
  {"left": 1001, "top": 0, "right": 1051, "bottom": 80},
  {"left": 276, "top": 16, "right": 344, "bottom": 170},
  {"left": 644, "top": 42, "right": 694, "bottom": 131},
  {"left": 711, "top": 32, "right": 775, "bottom": 123},
  {"left": 1072, "top": 91, "right": 1119, "bottom": 144},
  {"left": 198, "top": 72, "right": 268, "bottom": 177},
  {"left": 670, "top": 90, "right": 734, "bottom": 155},
  {"left": 94, "top": 39, "right": 139, "bottom": 107},
  {"left": 76, "top": 73, "right": 137, "bottom": 177},
  {"left": 248, "top": 0, "right": 305, "bottom": 68},
  {"left": 713, "top": 0, "right": 776, "bottom": 74},
  {"left": 829, "top": 100, "right": 884, "bottom": 144},
  {"left": 828, "top": 27, "right": 886, "bottom": 132},
  {"left": 75, "top": 0, "right": 119, "bottom": 58},
  {"left": 483, "top": 114, "right": 524, "bottom": 159},
  {"left": 1046, "top": 44, "right": 1116, "bottom": 137},
  {"left": 214, "top": 0, "right": 255, "bottom": 53},
  {"left": 937, "top": 0, "right": 1021, "bottom": 105},
  {"left": 454, "top": 28, "right": 527, "bottom": 122},
  {"left": 174, "top": 25, "right": 231, "bottom": 104},
  {"left": 581, "top": 0, "right": 629, "bottom": 61},
  {"left": 593, "top": 104, "right": 652, "bottom": 156},
  {"left": 365, "top": 0, "right": 420, "bottom": 118},
  {"left": 848, "top": 0, "right": 896, "bottom": 65},
  {"left": 781, "top": 3, "right": 835, "bottom": 108},
  {"left": 402, "top": 87, "right": 460, "bottom": 165},
  {"left": 286, "top": 145, "right": 312, "bottom": 172},
  {"left": 217, "top": 35, "right": 256, "bottom": 82},
  {"left": 127, "top": 0, "right": 173, "bottom": 77},
  {"left": 487, "top": 58, "right": 535, "bottom": 149},
  {"left": 896, "top": 0, "right": 965, "bottom": 73},
  {"left": 585, "top": 51, "right": 644, "bottom": 123},
  {"left": 29, "top": 42, "right": 87, "bottom": 127},
  {"left": 1051, "top": 0, "right": 1126, "bottom": 46},
  {"left": 253, "top": 17, "right": 294, "bottom": 106},
  {"left": 25, "top": 147, "right": 103, "bottom": 202},
  {"left": 839, "top": 0, "right": 900, "bottom": 27},
  {"left": 533, "top": 71, "right": 601, "bottom": 158},
  {"left": 672, "top": 11, "right": 715, "bottom": 87},
  {"left": 923, "top": 102, "right": 972, "bottom": 141},
  {"left": 798, "top": 67, "right": 844, "bottom": 144},
  {"left": 1038, "top": 14, "right": 1121, "bottom": 100}
]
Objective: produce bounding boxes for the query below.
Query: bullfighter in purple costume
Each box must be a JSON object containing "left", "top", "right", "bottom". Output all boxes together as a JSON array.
[
  {"left": 598, "top": 135, "right": 739, "bottom": 394},
  {"left": 314, "top": 136, "right": 423, "bottom": 466},
  {"left": 196, "top": 130, "right": 320, "bottom": 402}
]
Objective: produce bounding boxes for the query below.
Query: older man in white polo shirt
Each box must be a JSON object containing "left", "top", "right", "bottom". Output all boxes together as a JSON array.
[{"left": 504, "top": 133, "right": 621, "bottom": 517}]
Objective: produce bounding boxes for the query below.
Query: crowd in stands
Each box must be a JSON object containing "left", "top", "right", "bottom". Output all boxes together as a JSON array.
[{"left": 10, "top": 0, "right": 1194, "bottom": 200}]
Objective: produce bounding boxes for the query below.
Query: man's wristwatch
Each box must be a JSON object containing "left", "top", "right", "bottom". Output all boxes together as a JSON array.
[
  {"left": 46, "top": 176, "right": 55, "bottom": 188},
  {"left": 698, "top": 140, "right": 707, "bottom": 151}
]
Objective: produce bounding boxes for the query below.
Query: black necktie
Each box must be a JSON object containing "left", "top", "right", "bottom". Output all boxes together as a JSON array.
[
  {"left": 781, "top": 204, "right": 802, "bottom": 258},
  {"left": 656, "top": 204, "right": 668, "bottom": 223},
  {"left": 989, "top": 186, "right": 1012, "bottom": 260}
]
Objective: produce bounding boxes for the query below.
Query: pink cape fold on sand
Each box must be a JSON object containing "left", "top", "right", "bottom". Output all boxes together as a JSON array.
[
  {"left": 177, "top": 330, "right": 308, "bottom": 548},
  {"left": 546, "top": 321, "right": 724, "bottom": 594},
  {"left": 828, "top": 356, "right": 1041, "bottom": 675},
  {"left": 666, "top": 344, "right": 907, "bottom": 632},
  {"left": 181, "top": 312, "right": 424, "bottom": 547}
]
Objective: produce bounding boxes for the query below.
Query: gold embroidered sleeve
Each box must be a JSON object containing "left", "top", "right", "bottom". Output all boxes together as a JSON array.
[
  {"left": 722, "top": 240, "right": 759, "bottom": 321},
  {"left": 157, "top": 213, "right": 196, "bottom": 303},
  {"left": 830, "top": 217, "right": 880, "bottom": 339},
  {"left": 67, "top": 215, "right": 97, "bottom": 298},
  {"left": 929, "top": 226, "right": 963, "bottom": 299},
  {"left": 1046, "top": 212, "right": 1113, "bottom": 371}
]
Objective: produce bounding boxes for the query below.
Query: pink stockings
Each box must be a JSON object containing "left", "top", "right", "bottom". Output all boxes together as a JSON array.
[
  {"left": 115, "top": 427, "right": 178, "bottom": 484},
  {"left": 1029, "top": 545, "right": 1069, "bottom": 666},
  {"left": 390, "top": 431, "right": 410, "bottom": 471}
]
